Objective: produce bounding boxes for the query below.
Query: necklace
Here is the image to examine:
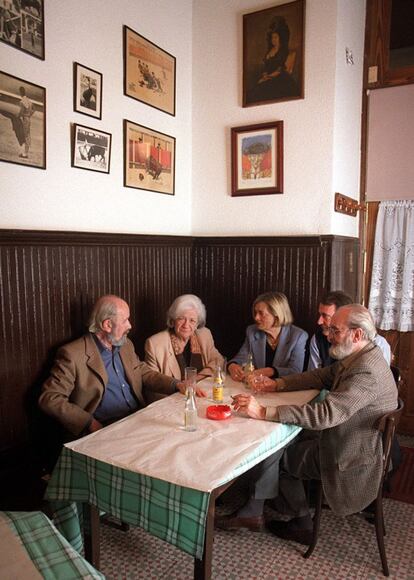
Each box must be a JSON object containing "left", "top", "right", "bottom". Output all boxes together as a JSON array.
[{"left": 266, "top": 332, "right": 280, "bottom": 349}]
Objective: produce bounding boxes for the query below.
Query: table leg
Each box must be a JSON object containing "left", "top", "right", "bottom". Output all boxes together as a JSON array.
[
  {"left": 194, "top": 481, "right": 235, "bottom": 580},
  {"left": 83, "top": 504, "right": 100, "bottom": 569}
]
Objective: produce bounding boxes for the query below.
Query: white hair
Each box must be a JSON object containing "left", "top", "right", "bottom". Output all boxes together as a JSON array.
[
  {"left": 166, "top": 294, "right": 206, "bottom": 328},
  {"left": 338, "top": 304, "right": 377, "bottom": 341}
]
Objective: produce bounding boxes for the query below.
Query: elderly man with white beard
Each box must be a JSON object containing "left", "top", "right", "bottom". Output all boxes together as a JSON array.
[{"left": 231, "top": 304, "right": 398, "bottom": 545}]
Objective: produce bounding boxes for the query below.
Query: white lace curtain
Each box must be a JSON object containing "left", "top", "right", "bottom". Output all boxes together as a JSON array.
[{"left": 369, "top": 200, "right": 414, "bottom": 332}]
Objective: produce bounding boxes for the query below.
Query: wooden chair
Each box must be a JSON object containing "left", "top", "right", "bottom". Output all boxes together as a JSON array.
[{"left": 303, "top": 397, "right": 404, "bottom": 577}]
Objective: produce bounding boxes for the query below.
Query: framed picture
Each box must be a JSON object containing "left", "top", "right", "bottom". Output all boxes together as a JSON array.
[
  {"left": 123, "top": 25, "right": 176, "bottom": 116},
  {"left": 0, "top": 0, "right": 44, "bottom": 59},
  {"left": 243, "top": 0, "right": 305, "bottom": 107},
  {"left": 231, "top": 121, "right": 283, "bottom": 197},
  {"left": 71, "top": 123, "right": 112, "bottom": 174},
  {"left": 0, "top": 70, "right": 46, "bottom": 168},
  {"left": 73, "top": 62, "right": 103, "bottom": 120},
  {"left": 124, "top": 119, "right": 175, "bottom": 195}
]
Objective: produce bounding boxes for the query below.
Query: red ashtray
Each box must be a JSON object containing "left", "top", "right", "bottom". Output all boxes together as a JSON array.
[{"left": 206, "top": 405, "right": 232, "bottom": 420}]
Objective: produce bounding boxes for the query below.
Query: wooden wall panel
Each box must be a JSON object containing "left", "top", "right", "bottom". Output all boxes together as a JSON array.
[{"left": 192, "top": 236, "right": 358, "bottom": 360}]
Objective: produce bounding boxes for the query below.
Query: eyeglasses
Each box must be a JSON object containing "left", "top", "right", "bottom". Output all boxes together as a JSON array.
[
  {"left": 327, "top": 326, "right": 359, "bottom": 337},
  {"left": 176, "top": 316, "right": 198, "bottom": 326}
]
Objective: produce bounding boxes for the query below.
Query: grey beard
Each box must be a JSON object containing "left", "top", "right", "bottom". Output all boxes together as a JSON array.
[
  {"left": 108, "top": 333, "right": 127, "bottom": 347},
  {"left": 329, "top": 341, "right": 353, "bottom": 360}
]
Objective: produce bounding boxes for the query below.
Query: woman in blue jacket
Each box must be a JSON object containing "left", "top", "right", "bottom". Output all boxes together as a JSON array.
[{"left": 228, "top": 291, "right": 308, "bottom": 382}]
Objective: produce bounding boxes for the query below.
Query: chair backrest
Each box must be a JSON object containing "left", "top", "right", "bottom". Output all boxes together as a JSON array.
[
  {"left": 376, "top": 397, "right": 404, "bottom": 485},
  {"left": 390, "top": 365, "right": 402, "bottom": 392}
]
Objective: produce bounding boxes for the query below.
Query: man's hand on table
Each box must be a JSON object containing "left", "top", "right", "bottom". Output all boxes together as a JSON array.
[
  {"left": 247, "top": 373, "right": 277, "bottom": 392},
  {"left": 176, "top": 381, "right": 208, "bottom": 397},
  {"left": 231, "top": 394, "right": 266, "bottom": 420},
  {"left": 88, "top": 418, "right": 103, "bottom": 433}
]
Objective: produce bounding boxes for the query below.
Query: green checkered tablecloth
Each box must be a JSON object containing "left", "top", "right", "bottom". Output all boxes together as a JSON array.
[
  {"left": 45, "top": 422, "right": 302, "bottom": 560},
  {"left": 1, "top": 510, "right": 104, "bottom": 579}
]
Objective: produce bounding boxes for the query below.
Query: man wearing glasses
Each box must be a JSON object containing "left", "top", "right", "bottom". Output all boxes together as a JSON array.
[
  {"left": 232, "top": 304, "right": 398, "bottom": 545},
  {"left": 308, "top": 290, "right": 391, "bottom": 369}
]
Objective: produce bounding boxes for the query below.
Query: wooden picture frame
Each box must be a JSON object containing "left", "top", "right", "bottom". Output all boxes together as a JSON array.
[
  {"left": 231, "top": 121, "right": 283, "bottom": 197},
  {"left": 71, "top": 123, "right": 112, "bottom": 174},
  {"left": 243, "top": 0, "right": 305, "bottom": 107},
  {"left": 0, "top": 70, "right": 46, "bottom": 169},
  {"left": 124, "top": 119, "right": 175, "bottom": 195},
  {"left": 73, "top": 62, "right": 103, "bottom": 120},
  {"left": 0, "top": 0, "right": 45, "bottom": 59},
  {"left": 123, "top": 25, "right": 176, "bottom": 116}
]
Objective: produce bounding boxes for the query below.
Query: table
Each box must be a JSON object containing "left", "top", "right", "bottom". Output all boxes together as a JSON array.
[
  {"left": 45, "top": 378, "right": 318, "bottom": 579},
  {"left": 0, "top": 511, "right": 104, "bottom": 579}
]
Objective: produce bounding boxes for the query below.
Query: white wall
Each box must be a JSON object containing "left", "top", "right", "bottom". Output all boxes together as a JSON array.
[
  {"left": 0, "top": 0, "right": 193, "bottom": 235},
  {"left": 0, "top": 0, "right": 364, "bottom": 237},
  {"left": 191, "top": 0, "right": 363, "bottom": 237}
]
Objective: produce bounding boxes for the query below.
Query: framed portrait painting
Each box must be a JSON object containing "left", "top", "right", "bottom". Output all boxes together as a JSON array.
[
  {"left": 123, "top": 25, "right": 176, "bottom": 116},
  {"left": 243, "top": 0, "right": 305, "bottom": 107},
  {"left": 124, "top": 119, "right": 175, "bottom": 195},
  {"left": 0, "top": 0, "right": 45, "bottom": 59},
  {"left": 71, "top": 123, "right": 112, "bottom": 174},
  {"left": 231, "top": 121, "right": 283, "bottom": 197},
  {"left": 73, "top": 62, "right": 103, "bottom": 120},
  {"left": 0, "top": 70, "right": 46, "bottom": 168}
]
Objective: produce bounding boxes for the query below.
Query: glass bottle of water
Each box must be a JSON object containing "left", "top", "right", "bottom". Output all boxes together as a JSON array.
[
  {"left": 244, "top": 351, "right": 255, "bottom": 386},
  {"left": 184, "top": 385, "right": 197, "bottom": 431}
]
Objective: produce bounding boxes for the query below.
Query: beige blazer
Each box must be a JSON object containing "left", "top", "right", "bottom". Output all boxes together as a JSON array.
[
  {"left": 269, "top": 343, "right": 398, "bottom": 516},
  {"left": 144, "top": 328, "right": 223, "bottom": 400},
  {"left": 39, "top": 333, "right": 174, "bottom": 437}
]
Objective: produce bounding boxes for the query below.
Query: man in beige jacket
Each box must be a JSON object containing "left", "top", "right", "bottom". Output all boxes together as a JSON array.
[
  {"left": 39, "top": 295, "right": 181, "bottom": 439},
  {"left": 230, "top": 304, "right": 398, "bottom": 544}
]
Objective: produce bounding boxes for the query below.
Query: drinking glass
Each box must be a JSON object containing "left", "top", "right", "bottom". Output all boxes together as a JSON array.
[
  {"left": 184, "top": 367, "right": 197, "bottom": 395},
  {"left": 251, "top": 373, "right": 265, "bottom": 394}
]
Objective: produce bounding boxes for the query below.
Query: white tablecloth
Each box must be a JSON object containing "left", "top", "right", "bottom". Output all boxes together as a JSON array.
[{"left": 66, "top": 378, "right": 318, "bottom": 492}]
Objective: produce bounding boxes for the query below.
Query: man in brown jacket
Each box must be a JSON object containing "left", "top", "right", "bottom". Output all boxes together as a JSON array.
[
  {"left": 39, "top": 295, "right": 183, "bottom": 439},
  {"left": 232, "top": 304, "right": 398, "bottom": 544}
]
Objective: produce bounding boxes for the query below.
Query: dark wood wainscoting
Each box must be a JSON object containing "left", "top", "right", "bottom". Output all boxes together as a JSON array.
[
  {"left": 193, "top": 235, "right": 359, "bottom": 359},
  {"left": 0, "top": 230, "right": 358, "bottom": 508}
]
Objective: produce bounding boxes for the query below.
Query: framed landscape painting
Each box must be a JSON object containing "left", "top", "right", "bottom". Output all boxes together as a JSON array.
[
  {"left": 231, "top": 121, "right": 283, "bottom": 196},
  {"left": 124, "top": 119, "right": 175, "bottom": 195},
  {"left": 123, "top": 25, "right": 176, "bottom": 116},
  {"left": 0, "top": 70, "right": 46, "bottom": 168},
  {"left": 243, "top": 0, "right": 305, "bottom": 107},
  {"left": 0, "top": 0, "right": 45, "bottom": 59},
  {"left": 73, "top": 62, "right": 103, "bottom": 120},
  {"left": 72, "top": 123, "right": 112, "bottom": 174}
]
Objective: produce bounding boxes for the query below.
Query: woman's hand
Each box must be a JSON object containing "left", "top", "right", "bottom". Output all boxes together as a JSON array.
[
  {"left": 231, "top": 394, "right": 266, "bottom": 420},
  {"left": 228, "top": 363, "right": 245, "bottom": 382},
  {"left": 247, "top": 373, "right": 276, "bottom": 393}
]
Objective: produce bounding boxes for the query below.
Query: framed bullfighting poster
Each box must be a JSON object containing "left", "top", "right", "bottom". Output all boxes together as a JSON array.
[
  {"left": 0, "top": 70, "right": 46, "bottom": 168},
  {"left": 123, "top": 25, "right": 176, "bottom": 116},
  {"left": 0, "top": 0, "right": 45, "bottom": 60},
  {"left": 124, "top": 119, "right": 175, "bottom": 195},
  {"left": 73, "top": 62, "right": 103, "bottom": 120},
  {"left": 71, "top": 123, "right": 112, "bottom": 174}
]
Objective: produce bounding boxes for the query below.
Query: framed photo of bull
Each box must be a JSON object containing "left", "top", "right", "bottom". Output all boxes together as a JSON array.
[
  {"left": 124, "top": 119, "right": 175, "bottom": 195},
  {"left": 123, "top": 25, "right": 176, "bottom": 116},
  {"left": 0, "top": 0, "right": 45, "bottom": 60},
  {"left": 231, "top": 120, "right": 283, "bottom": 196},
  {"left": 71, "top": 123, "right": 112, "bottom": 174},
  {"left": 0, "top": 70, "right": 46, "bottom": 169},
  {"left": 73, "top": 62, "right": 103, "bottom": 120}
]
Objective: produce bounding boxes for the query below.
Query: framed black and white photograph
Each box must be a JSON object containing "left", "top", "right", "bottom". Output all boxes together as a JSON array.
[
  {"left": 73, "top": 62, "right": 103, "bottom": 120},
  {"left": 72, "top": 123, "right": 111, "bottom": 174},
  {"left": 0, "top": 70, "right": 46, "bottom": 168},
  {"left": 0, "top": 0, "right": 45, "bottom": 60}
]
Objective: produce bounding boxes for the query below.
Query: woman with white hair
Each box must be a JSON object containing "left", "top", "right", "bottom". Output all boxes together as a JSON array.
[{"left": 145, "top": 294, "right": 224, "bottom": 400}]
